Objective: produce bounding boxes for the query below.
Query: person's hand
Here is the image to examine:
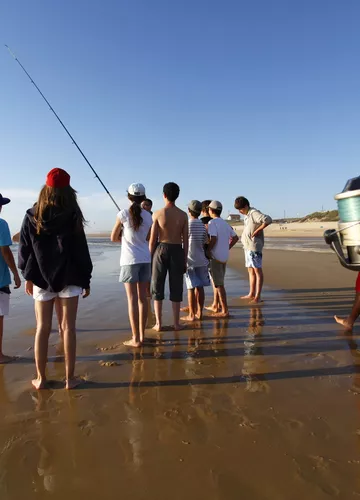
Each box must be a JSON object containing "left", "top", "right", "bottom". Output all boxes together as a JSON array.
[
  {"left": 83, "top": 288, "right": 91, "bottom": 298},
  {"left": 25, "top": 280, "right": 33, "bottom": 296},
  {"left": 13, "top": 273, "right": 21, "bottom": 289}
]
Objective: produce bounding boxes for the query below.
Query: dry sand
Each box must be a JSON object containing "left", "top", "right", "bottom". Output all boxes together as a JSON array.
[{"left": 1, "top": 244, "right": 360, "bottom": 499}]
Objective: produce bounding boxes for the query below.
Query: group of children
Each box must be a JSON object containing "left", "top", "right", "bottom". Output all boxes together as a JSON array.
[
  {"left": 0, "top": 170, "right": 273, "bottom": 389},
  {"left": 111, "top": 181, "right": 273, "bottom": 348}
]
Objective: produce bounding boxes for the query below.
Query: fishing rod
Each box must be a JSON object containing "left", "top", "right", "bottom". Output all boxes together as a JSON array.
[{"left": 5, "top": 44, "right": 120, "bottom": 211}]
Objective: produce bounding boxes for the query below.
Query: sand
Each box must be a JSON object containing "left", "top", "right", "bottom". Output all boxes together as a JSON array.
[{"left": 1, "top": 244, "right": 360, "bottom": 499}]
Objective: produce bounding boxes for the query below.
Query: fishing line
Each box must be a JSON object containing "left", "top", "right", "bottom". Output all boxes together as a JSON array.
[{"left": 5, "top": 45, "right": 120, "bottom": 211}]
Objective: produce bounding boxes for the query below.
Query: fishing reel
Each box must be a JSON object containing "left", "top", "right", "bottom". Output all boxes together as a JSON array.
[{"left": 324, "top": 176, "right": 360, "bottom": 271}]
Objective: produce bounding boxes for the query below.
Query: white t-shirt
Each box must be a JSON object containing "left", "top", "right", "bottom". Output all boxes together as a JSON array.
[
  {"left": 188, "top": 218, "right": 209, "bottom": 268},
  {"left": 117, "top": 208, "right": 152, "bottom": 266},
  {"left": 208, "top": 217, "right": 236, "bottom": 263}
]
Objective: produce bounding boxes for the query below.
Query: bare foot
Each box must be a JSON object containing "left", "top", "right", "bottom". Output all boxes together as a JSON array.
[
  {"left": 334, "top": 315, "right": 353, "bottom": 331},
  {"left": 212, "top": 311, "right": 230, "bottom": 318},
  {"left": 66, "top": 376, "right": 84, "bottom": 390},
  {"left": 180, "top": 306, "right": 190, "bottom": 312},
  {"left": 32, "top": 378, "right": 47, "bottom": 390},
  {"left": 152, "top": 324, "right": 162, "bottom": 332},
  {"left": 0, "top": 354, "right": 15, "bottom": 364},
  {"left": 241, "top": 295, "right": 255, "bottom": 300},
  {"left": 173, "top": 324, "right": 186, "bottom": 331},
  {"left": 250, "top": 298, "right": 264, "bottom": 304},
  {"left": 181, "top": 315, "right": 196, "bottom": 322},
  {"left": 123, "top": 339, "right": 142, "bottom": 348},
  {"left": 205, "top": 305, "right": 220, "bottom": 312},
  {"left": 195, "top": 314, "right": 203, "bottom": 321}
]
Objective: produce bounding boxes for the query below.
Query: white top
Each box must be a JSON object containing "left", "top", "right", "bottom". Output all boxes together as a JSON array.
[
  {"left": 188, "top": 218, "right": 209, "bottom": 268},
  {"left": 117, "top": 208, "right": 152, "bottom": 265},
  {"left": 208, "top": 217, "right": 236, "bottom": 263}
]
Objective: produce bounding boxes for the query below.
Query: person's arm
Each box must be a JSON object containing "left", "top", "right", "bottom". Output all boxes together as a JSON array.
[
  {"left": 1, "top": 247, "right": 21, "bottom": 288},
  {"left": 110, "top": 218, "right": 123, "bottom": 242},
  {"left": 182, "top": 216, "right": 189, "bottom": 271},
  {"left": 251, "top": 211, "right": 272, "bottom": 239},
  {"left": 229, "top": 234, "right": 239, "bottom": 249},
  {"left": 149, "top": 216, "right": 159, "bottom": 257},
  {"left": 74, "top": 227, "right": 93, "bottom": 297}
]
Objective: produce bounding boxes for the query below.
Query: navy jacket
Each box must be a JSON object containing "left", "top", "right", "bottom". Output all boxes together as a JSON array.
[{"left": 18, "top": 206, "right": 92, "bottom": 292}]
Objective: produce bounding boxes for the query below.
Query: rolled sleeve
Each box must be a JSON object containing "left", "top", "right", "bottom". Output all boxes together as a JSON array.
[
  {"left": 252, "top": 210, "right": 272, "bottom": 226},
  {"left": 207, "top": 221, "right": 217, "bottom": 238}
]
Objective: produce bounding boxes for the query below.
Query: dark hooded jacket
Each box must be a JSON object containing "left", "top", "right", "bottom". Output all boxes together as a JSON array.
[{"left": 18, "top": 206, "right": 92, "bottom": 293}]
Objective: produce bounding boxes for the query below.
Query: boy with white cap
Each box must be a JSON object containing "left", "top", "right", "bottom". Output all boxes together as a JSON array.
[
  {"left": 207, "top": 200, "right": 239, "bottom": 318},
  {"left": 182, "top": 200, "right": 210, "bottom": 322},
  {"left": 0, "top": 194, "right": 21, "bottom": 363}
]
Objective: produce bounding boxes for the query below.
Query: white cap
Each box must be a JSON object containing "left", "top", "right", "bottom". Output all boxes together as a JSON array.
[
  {"left": 209, "top": 200, "right": 223, "bottom": 210},
  {"left": 128, "top": 183, "right": 146, "bottom": 196}
]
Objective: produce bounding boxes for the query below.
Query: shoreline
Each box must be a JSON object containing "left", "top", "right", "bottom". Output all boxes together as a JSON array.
[{"left": 228, "top": 246, "right": 354, "bottom": 291}]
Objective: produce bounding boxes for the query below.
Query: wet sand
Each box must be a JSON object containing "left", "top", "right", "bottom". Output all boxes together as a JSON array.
[{"left": 1, "top": 246, "right": 360, "bottom": 499}]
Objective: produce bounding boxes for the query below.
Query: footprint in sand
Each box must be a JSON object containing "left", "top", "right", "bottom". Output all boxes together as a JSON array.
[
  {"left": 99, "top": 360, "right": 121, "bottom": 367},
  {"left": 78, "top": 420, "right": 96, "bottom": 437}
]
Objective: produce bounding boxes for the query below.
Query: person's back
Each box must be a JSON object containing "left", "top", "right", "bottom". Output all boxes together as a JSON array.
[
  {"left": 150, "top": 182, "right": 188, "bottom": 331},
  {"left": 154, "top": 205, "right": 187, "bottom": 244}
]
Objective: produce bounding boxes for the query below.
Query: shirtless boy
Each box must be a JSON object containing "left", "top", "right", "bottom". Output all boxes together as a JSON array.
[{"left": 150, "top": 182, "right": 188, "bottom": 331}]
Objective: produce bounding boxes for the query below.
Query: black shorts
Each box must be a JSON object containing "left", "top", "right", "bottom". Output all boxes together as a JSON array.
[{"left": 151, "top": 243, "right": 184, "bottom": 302}]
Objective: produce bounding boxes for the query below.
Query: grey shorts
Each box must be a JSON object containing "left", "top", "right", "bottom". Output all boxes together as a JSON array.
[
  {"left": 210, "top": 260, "right": 226, "bottom": 287},
  {"left": 151, "top": 243, "right": 184, "bottom": 302},
  {"left": 120, "top": 263, "right": 151, "bottom": 283}
]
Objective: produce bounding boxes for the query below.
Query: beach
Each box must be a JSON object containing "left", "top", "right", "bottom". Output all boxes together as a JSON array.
[{"left": 1, "top": 237, "right": 360, "bottom": 499}]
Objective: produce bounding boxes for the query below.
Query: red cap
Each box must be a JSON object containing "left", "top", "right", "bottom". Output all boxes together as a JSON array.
[{"left": 46, "top": 168, "right": 70, "bottom": 188}]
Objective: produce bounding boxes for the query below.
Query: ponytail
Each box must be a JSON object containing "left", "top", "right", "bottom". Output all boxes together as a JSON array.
[{"left": 128, "top": 194, "right": 146, "bottom": 230}]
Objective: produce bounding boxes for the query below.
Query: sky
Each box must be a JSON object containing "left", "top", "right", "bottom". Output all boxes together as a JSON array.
[{"left": 1, "top": 0, "right": 360, "bottom": 231}]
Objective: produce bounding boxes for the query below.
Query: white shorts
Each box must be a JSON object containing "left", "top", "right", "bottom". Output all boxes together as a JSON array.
[
  {"left": 33, "top": 285, "right": 83, "bottom": 302},
  {"left": 0, "top": 292, "right": 10, "bottom": 316}
]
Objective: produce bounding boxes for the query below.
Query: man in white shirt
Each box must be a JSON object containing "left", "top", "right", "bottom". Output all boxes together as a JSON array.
[
  {"left": 207, "top": 201, "right": 239, "bottom": 318},
  {"left": 182, "top": 200, "right": 210, "bottom": 322}
]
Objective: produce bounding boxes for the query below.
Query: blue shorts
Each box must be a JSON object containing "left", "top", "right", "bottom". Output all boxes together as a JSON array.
[
  {"left": 119, "top": 263, "right": 151, "bottom": 283},
  {"left": 245, "top": 250, "right": 263, "bottom": 269},
  {"left": 185, "top": 266, "right": 211, "bottom": 290}
]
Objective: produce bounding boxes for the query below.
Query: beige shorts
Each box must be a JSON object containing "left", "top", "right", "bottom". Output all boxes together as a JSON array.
[
  {"left": 33, "top": 285, "right": 83, "bottom": 302},
  {"left": 0, "top": 292, "right": 10, "bottom": 316},
  {"left": 210, "top": 260, "right": 227, "bottom": 287}
]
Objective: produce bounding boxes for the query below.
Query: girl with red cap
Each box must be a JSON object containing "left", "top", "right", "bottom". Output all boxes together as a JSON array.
[{"left": 18, "top": 168, "right": 93, "bottom": 389}]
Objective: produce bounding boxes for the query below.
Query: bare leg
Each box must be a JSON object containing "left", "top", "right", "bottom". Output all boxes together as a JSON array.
[
  {"left": 335, "top": 293, "right": 360, "bottom": 331},
  {"left": 153, "top": 300, "right": 163, "bottom": 332},
  {"left": 172, "top": 302, "right": 184, "bottom": 331},
  {"left": 54, "top": 298, "right": 64, "bottom": 340},
  {"left": 206, "top": 284, "right": 220, "bottom": 312},
  {"left": 182, "top": 289, "right": 196, "bottom": 321},
  {"left": 33, "top": 300, "right": 54, "bottom": 389},
  {"left": 252, "top": 268, "right": 264, "bottom": 303},
  {"left": 58, "top": 296, "right": 81, "bottom": 389},
  {"left": 241, "top": 268, "right": 256, "bottom": 299},
  {"left": 0, "top": 316, "right": 14, "bottom": 364},
  {"left": 196, "top": 287, "right": 205, "bottom": 319},
  {"left": 137, "top": 282, "right": 148, "bottom": 343},
  {"left": 124, "top": 283, "right": 141, "bottom": 347},
  {"left": 212, "top": 286, "right": 229, "bottom": 318}
]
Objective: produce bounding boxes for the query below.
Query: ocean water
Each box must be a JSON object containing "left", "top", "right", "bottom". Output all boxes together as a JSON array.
[{"left": 264, "top": 237, "right": 331, "bottom": 254}]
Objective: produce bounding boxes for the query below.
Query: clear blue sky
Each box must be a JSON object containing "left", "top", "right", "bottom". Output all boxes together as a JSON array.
[{"left": 1, "top": 0, "right": 360, "bottom": 231}]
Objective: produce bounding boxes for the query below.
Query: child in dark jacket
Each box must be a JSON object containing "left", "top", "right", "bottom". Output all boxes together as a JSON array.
[{"left": 18, "top": 168, "right": 92, "bottom": 390}]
